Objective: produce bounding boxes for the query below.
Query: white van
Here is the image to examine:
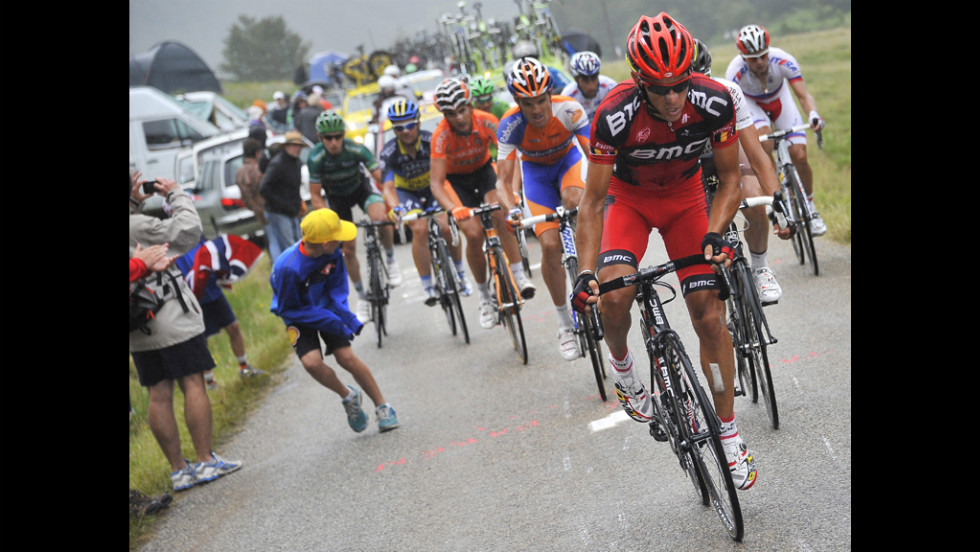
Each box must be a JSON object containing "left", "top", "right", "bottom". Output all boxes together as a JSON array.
[{"left": 129, "top": 86, "right": 221, "bottom": 183}]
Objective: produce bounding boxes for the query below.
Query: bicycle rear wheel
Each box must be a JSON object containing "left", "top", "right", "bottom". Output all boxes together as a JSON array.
[
  {"left": 446, "top": 263, "right": 470, "bottom": 344},
  {"left": 431, "top": 245, "right": 457, "bottom": 336},
  {"left": 728, "top": 264, "right": 758, "bottom": 403},
  {"left": 369, "top": 252, "right": 387, "bottom": 348},
  {"left": 516, "top": 227, "right": 532, "bottom": 277},
  {"left": 663, "top": 332, "right": 744, "bottom": 541},
  {"left": 568, "top": 257, "right": 606, "bottom": 400},
  {"left": 494, "top": 251, "right": 527, "bottom": 364}
]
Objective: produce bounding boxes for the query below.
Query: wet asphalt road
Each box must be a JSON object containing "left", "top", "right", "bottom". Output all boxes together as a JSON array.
[{"left": 139, "top": 227, "right": 850, "bottom": 552}]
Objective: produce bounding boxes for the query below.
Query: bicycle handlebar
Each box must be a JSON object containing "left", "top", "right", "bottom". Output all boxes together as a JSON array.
[
  {"left": 519, "top": 206, "right": 578, "bottom": 229},
  {"left": 398, "top": 207, "right": 461, "bottom": 247},
  {"left": 759, "top": 123, "right": 823, "bottom": 150},
  {"left": 354, "top": 219, "right": 395, "bottom": 228}
]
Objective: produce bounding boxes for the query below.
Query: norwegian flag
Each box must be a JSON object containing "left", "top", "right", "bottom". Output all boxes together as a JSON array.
[{"left": 186, "top": 235, "right": 264, "bottom": 300}]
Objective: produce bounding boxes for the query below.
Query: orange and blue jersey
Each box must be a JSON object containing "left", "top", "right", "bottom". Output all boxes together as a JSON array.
[
  {"left": 496, "top": 95, "right": 590, "bottom": 166},
  {"left": 430, "top": 109, "right": 499, "bottom": 175}
]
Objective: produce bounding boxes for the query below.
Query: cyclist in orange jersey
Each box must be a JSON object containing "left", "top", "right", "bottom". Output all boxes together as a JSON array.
[{"left": 428, "top": 77, "right": 535, "bottom": 330}]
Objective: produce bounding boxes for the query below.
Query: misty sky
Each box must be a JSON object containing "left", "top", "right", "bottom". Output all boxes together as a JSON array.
[{"left": 130, "top": 0, "right": 524, "bottom": 75}]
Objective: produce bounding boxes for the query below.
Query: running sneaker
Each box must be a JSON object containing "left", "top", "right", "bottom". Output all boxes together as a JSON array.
[
  {"left": 239, "top": 364, "right": 267, "bottom": 379},
  {"left": 203, "top": 370, "right": 218, "bottom": 391},
  {"left": 558, "top": 328, "right": 580, "bottom": 361},
  {"left": 424, "top": 286, "right": 439, "bottom": 307},
  {"left": 753, "top": 267, "right": 782, "bottom": 304},
  {"left": 614, "top": 376, "right": 655, "bottom": 422},
  {"left": 170, "top": 460, "right": 197, "bottom": 492},
  {"left": 195, "top": 451, "right": 243, "bottom": 483},
  {"left": 458, "top": 273, "right": 473, "bottom": 296},
  {"left": 376, "top": 404, "right": 400, "bottom": 432},
  {"left": 479, "top": 300, "right": 497, "bottom": 329},
  {"left": 342, "top": 385, "right": 368, "bottom": 432},
  {"left": 356, "top": 298, "right": 371, "bottom": 323},
  {"left": 515, "top": 274, "right": 536, "bottom": 299},
  {"left": 721, "top": 431, "right": 758, "bottom": 490},
  {"left": 809, "top": 212, "right": 827, "bottom": 236},
  {"left": 387, "top": 257, "right": 403, "bottom": 287}
]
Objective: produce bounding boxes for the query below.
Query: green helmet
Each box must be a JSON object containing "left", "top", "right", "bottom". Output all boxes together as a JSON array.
[
  {"left": 315, "top": 110, "right": 345, "bottom": 134},
  {"left": 470, "top": 77, "right": 495, "bottom": 100}
]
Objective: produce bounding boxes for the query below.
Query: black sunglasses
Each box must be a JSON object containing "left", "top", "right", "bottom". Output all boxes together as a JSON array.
[
  {"left": 320, "top": 134, "right": 344, "bottom": 141},
  {"left": 642, "top": 77, "right": 692, "bottom": 96}
]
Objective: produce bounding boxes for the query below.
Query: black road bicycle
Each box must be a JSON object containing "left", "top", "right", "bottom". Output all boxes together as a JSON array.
[
  {"left": 400, "top": 207, "right": 470, "bottom": 344},
  {"left": 355, "top": 219, "right": 395, "bottom": 348},
  {"left": 760, "top": 124, "right": 823, "bottom": 276},
  {"left": 592, "top": 255, "right": 745, "bottom": 541},
  {"left": 520, "top": 206, "right": 607, "bottom": 400}
]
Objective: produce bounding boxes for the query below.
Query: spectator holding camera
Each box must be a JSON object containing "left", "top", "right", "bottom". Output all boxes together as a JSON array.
[{"left": 130, "top": 171, "right": 243, "bottom": 492}]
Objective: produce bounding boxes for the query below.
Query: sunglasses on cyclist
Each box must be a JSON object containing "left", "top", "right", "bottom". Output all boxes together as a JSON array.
[
  {"left": 392, "top": 122, "right": 418, "bottom": 132},
  {"left": 474, "top": 96, "right": 493, "bottom": 103},
  {"left": 320, "top": 134, "right": 344, "bottom": 141},
  {"left": 641, "top": 76, "right": 692, "bottom": 96}
]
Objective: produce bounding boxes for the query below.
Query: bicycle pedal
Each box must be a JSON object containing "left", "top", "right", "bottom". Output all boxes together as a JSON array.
[
  {"left": 648, "top": 420, "right": 668, "bottom": 442},
  {"left": 761, "top": 299, "right": 778, "bottom": 307}
]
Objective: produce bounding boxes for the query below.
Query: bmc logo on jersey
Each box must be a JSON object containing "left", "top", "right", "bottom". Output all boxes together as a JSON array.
[
  {"left": 604, "top": 96, "right": 644, "bottom": 136},
  {"left": 688, "top": 90, "right": 729, "bottom": 117},
  {"left": 628, "top": 138, "right": 709, "bottom": 160}
]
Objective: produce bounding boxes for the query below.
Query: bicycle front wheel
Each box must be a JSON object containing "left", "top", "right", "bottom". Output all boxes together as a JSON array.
[
  {"left": 740, "top": 271, "right": 779, "bottom": 430},
  {"left": 369, "top": 252, "right": 386, "bottom": 348},
  {"left": 783, "top": 165, "right": 819, "bottom": 276},
  {"left": 439, "top": 241, "right": 470, "bottom": 344},
  {"left": 663, "top": 331, "right": 744, "bottom": 541},
  {"left": 494, "top": 251, "right": 527, "bottom": 364}
]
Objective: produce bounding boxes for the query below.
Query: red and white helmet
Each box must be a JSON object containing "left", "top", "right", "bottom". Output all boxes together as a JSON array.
[
  {"left": 625, "top": 12, "right": 694, "bottom": 82},
  {"left": 736, "top": 24, "right": 770, "bottom": 58}
]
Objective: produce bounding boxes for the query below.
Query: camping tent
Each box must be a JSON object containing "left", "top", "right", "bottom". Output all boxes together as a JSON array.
[
  {"left": 130, "top": 41, "right": 222, "bottom": 94},
  {"left": 560, "top": 30, "right": 602, "bottom": 58},
  {"left": 307, "top": 50, "right": 348, "bottom": 87}
]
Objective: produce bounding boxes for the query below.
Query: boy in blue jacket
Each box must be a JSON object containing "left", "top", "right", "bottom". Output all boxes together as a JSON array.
[{"left": 270, "top": 208, "right": 400, "bottom": 433}]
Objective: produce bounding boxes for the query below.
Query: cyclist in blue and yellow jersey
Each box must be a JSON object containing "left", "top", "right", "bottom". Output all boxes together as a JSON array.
[
  {"left": 560, "top": 51, "right": 619, "bottom": 122},
  {"left": 427, "top": 77, "right": 535, "bottom": 330},
  {"left": 572, "top": 13, "right": 757, "bottom": 490},
  {"left": 495, "top": 56, "right": 591, "bottom": 362},
  {"left": 379, "top": 98, "right": 473, "bottom": 305},
  {"left": 725, "top": 24, "right": 828, "bottom": 236},
  {"left": 307, "top": 110, "right": 402, "bottom": 323}
]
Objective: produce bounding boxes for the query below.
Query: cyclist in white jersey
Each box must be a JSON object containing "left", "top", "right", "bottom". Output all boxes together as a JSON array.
[
  {"left": 694, "top": 39, "right": 791, "bottom": 304},
  {"left": 560, "top": 51, "right": 619, "bottom": 123},
  {"left": 725, "top": 24, "right": 828, "bottom": 236}
]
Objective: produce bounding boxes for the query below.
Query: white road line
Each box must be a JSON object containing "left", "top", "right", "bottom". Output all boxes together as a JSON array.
[{"left": 589, "top": 409, "right": 630, "bottom": 432}]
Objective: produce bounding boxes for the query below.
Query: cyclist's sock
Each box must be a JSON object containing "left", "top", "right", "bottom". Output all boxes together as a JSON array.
[
  {"left": 511, "top": 262, "right": 526, "bottom": 281},
  {"left": 420, "top": 275, "right": 432, "bottom": 288},
  {"left": 718, "top": 413, "right": 737, "bottom": 438},
  {"left": 236, "top": 354, "right": 248, "bottom": 365},
  {"left": 556, "top": 305, "right": 574, "bottom": 330},
  {"left": 477, "top": 281, "right": 492, "bottom": 302},
  {"left": 353, "top": 281, "right": 366, "bottom": 299},
  {"left": 749, "top": 250, "right": 768, "bottom": 272},
  {"left": 455, "top": 260, "right": 466, "bottom": 276},
  {"left": 385, "top": 248, "right": 395, "bottom": 261},
  {"left": 609, "top": 350, "right": 636, "bottom": 378}
]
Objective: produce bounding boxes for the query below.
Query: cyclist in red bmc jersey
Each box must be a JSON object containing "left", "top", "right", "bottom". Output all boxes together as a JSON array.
[{"left": 572, "top": 12, "right": 757, "bottom": 490}]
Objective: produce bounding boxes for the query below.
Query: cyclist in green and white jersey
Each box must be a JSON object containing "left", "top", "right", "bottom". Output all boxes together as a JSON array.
[{"left": 307, "top": 110, "right": 402, "bottom": 322}]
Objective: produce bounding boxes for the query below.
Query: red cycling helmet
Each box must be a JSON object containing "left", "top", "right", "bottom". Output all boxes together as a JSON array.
[
  {"left": 736, "top": 24, "right": 770, "bottom": 58},
  {"left": 625, "top": 12, "right": 693, "bottom": 82}
]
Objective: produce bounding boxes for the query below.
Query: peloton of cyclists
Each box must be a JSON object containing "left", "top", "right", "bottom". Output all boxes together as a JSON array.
[
  {"left": 427, "top": 77, "right": 536, "bottom": 330},
  {"left": 379, "top": 98, "right": 473, "bottom": 305}
]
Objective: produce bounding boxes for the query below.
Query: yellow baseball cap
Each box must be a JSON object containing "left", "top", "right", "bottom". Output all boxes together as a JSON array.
[{"left": 301, "top": 208, "right": 357, "bottom": 243}]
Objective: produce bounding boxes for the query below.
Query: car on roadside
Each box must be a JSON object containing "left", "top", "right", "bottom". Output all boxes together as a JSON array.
[
  {"left": 397, "top": 68, "right": 446, "bottom": 104},
  {"left": 342, "top": 83, "right": 381, "bottom": 145}
]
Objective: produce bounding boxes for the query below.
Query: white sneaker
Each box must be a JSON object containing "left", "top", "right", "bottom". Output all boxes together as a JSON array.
[
  {"left": 356, "top": 298, "right": 371, "bottom": 323},
  {"left": 479, "top": 300, "right": 497, "bottom": 329},
  {"left": 387, "top": 257, "right": 403, "bottom": 287},
  {"left": 753, "top": 267, "right": 782, "bottom": 304},
  {"left": 558, "top": 328, "right": 580, "bottom": 361},
  {"left": 809, "top": 212, "right": 827, "bottom": 236},
  {"left": 721, "top": 430, "right": 758, "bottom": 490},
  {"left": 515, "top": 274, "right": 536, "bottom": 299}
]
